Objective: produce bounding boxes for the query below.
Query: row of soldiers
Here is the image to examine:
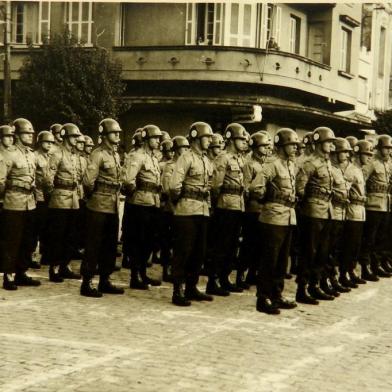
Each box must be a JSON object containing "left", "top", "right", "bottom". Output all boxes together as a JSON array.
[{"left": 0, "top": 117, "right": 391, "bottom": 315}]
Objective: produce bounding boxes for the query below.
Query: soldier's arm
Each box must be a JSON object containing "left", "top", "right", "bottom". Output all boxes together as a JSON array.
[
  {"left": 83, "top": 150, "right": 102, "bottom": 193},
  {"left": 361, "top": 161, "right": 374, "bottom": 181},
  {"left": 243, "top": 160, "right": 254, "bottom": 191},
  {"left": 169, "top": 154, "right": 191, "bottom": 202},
  {"left": 296, "top": 161, "right": 315, "bottom": 198},
  {"left": 211, "top": 154, "right": 227, "bottom": 197},
  {"left": 161, "top": 162, "right": 175, "bottom": 194},
  {"left": 249, "top": 162, "right": 275, "bottom": 200},
  {"left": 121, "top": 152, "right": 143, "bottom": 195},
  {"left": 0, "top": 157, "right": 8, "bottom": 196}
]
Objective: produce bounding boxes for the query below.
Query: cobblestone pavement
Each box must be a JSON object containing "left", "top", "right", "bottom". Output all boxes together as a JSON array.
[{"left": 1, "top": 261, "right": 392, "bottom": 392}]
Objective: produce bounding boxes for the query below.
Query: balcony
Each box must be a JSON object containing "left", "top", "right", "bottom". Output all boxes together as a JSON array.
[{"left": 112, "top": 45, "right": 357, "bottom": 107}]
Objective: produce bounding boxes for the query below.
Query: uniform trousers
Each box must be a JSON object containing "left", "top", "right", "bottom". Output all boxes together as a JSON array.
[
  {"left": 257, "top": 223, "right": 292, "bottom": 299},
  {"left": 325, "top": 219, "right": 345, "bottom": 279},
  {"left": 123, "top": 203, "right": 159, "bottom": 273},
  {"left": 359, "top": 211, "right": 390, "bottom": 269},
  {"left": 159, "top": 211, "right": 173, "bottom": 267},
  {"left": 209, "top": 208, "right": 243, "bottom": 280},
  {"left": 296, "top": 216, "right": 332, "bottom": 286},
  {"left": 43, "top": 208, "right": 79, "bottom": 267},
  {"left": 80, "top": 209, "right": 119, "bottom": 278},
  {"left": 31, "top": 201, "right": 49, "bottom": 256},
  {"left": 340, "top": 220, "right": 364, "bottom": 274},
  {"left": 171, "top": 215, "right": 208, "bottom": 287},
  {"left": 0, "top": 209, "right": 35, "bottom": 274},
  {"left": 238, "top": 212, "right": 261, "bottom": 275}
]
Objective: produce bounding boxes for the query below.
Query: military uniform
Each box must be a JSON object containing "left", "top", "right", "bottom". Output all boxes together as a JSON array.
[
  {"left": 43, "top": 143, "right": 81, "bottom": 273},
  {"left": 208, "top": 150, "right": 245, "bottom": 289},
  {"left": 0, "top": 142, "right": 37, "bottom": 276}
]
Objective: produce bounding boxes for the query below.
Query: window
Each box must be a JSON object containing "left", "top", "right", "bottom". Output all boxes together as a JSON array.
[
  {"left": 12, "top": 2, "right": 25, "bottom": 44},
  {"left": 256, "top": 4, "right": 281, "bottom": 49},
  {"left": 358, "top": 76, "right": 368, "bottom": 103},
  {"left": 66, "top": 2, "right": 93, "bottom": 45},
  {"left": 185, "top": 3, "right": 223, "bottom": 45},
  {"left": 38, "top": 1, "right": 51, "bottom": 44},
  {"left": 379, "top": 26, "right": 386, "bottom": 77},
  {"left": 340, "top": 27, "right": 352, "bottom": 72},
  {"left": 289, "top": 15, "right": 301, "bottom": 54}
]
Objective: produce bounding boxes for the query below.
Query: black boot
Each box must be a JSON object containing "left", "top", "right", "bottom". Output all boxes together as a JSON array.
[
  {"left": 80, "top": 278, "right": 102, "bottom": 298},
  {"left": 256, "top": 296, "right": 280, "bottom": 315},
  {"left": 339, "top": 274, "right": 358, "bottom": 289},
  {"left": 349, "top": 271, "right": 366, "bottom": 284},
  {"left": 162, "top": 265, "right": 173, "bottom": 283},
  {"left": 184, "top": 285, "right": 213, "bottom": 302},
  {"left": 295, "top": 285, "right": 318, "bottom": 305},
  {"left": 130, "top": 269, "right": 149, "bottom": 290},
  {"left": 308, "top": 284, "right": 335, "bottom": 301},
  {"left": 172, "top": 283, "right": 191, "bottom": 306},
  {"left": 219, "top": 277, "right": 243, "bottom": 293},
  {"left": 121, "top": 255, "right": 131, "bottom": 269},
  {"left": 330, "top": 276, "right": 351, "bottom": 293},
  {"left": 140, "top": 266, "right": 162, "bottom": 286},
  {"left": 49, "top": 266, "right": 64, "bottom": 283},
  {"left": 320, "top": 278, "right": 340, "bottom": 297},
  {"left": 236, "top": 271, "right": 250, "bottom": 290},
  {"left": 361, "top": 264, "right": 379, "bottom": 281},
  {"left": 381, "top": 260, "right": 392, "bottom": 273},
  {"left": 273, "top": 296, "right": 297, "bottom": 309},
  {"left": 59, "top": 266, "right": 81, "bottom": 280},
  {"left": 373, "top": 265, "right": 392, "bottom": 278},
  {"left": 3, "top": 274, "right": 17, "bottom": 291},
  {"left": 206, "top": 278, "right": 230, "bottom": 297},
  {"left": 98, "top": 277, "right": 124, "bottom": 294},
  {"left": 14, "top": 273, "right": 41, "bottom": 286}
]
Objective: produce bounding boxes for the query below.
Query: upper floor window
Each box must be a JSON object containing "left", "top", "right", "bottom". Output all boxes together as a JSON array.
[
  {"left": 66, "top": 1, "right": 93, "bottom": 45},
  {"left": 289, "top": 15, "right": 301, "bottom": 54},
  {"left": 340, "top": 27, "right": 352, "bottom": 73},
  {"left": 12, "top": 2, "right": 25, "bottom": 44},
  {"left": 38, "top": 1, "right": 51, "bottom": 44},
  {"left": 379, "top": 26, "right": 386, "bottom": 77}
]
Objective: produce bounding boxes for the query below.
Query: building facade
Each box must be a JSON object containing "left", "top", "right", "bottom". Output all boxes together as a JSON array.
[{"left": 0, "top": 2, "right": 391, "bottom": 142}]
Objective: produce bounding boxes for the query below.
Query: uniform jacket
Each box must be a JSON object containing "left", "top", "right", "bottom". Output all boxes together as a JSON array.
[
  {"left": 243, "top": 152, "right": 266, "bottom": 213},
  {"left": 346, "top": 160, "right": 366, "bottom": 222},
  {"left": 211, "top": 150, "right": 245, "bottom": 211},
  {"left": 161, "top": 158, "right": 176, "bottom": 213},
  {"left": 362, "top": 153, "right": 391, "bottom": 212},
  {"left": 76, "top": 152, "right": 88, "bottom": 200},
  {"left": 121, "top": 148, "right": 161, "bottom": 208},
  {"left": 0, "top": 145, "right": 12, "bottom": 204},
  {"left": 83, "top": 143, "right": 121, "bottom": 214},
  {"left": 34, "top": 149, "right": 51, "bottom": 203},
  {"left": 296, "top": 151, "right": 334, "bottom": 219},
  {"left": 169, "top": 147, "right": 212, "bottom": 217},
  {"left": 251, "top": 153, "right": 297, "bottom": 226},
  {"left": 331, "top": 160, "right": 352, "bottom": 221},
  {"left": 48, "top": 144, "right": 80, "bottom": 209},
  {"left": 1, "top": 142, "right": 37, "bottom": 211}
]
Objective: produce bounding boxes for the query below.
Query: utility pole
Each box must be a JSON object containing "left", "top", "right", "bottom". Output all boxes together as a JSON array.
[{"left": 3, "top": 1, "right": 11, "bottom": 122}]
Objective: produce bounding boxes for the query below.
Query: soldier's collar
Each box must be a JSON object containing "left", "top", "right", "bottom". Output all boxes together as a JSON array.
[
  {"left": 15, "top": 141, "right": 32, "bottom": 152},
  {"left": 191, "top": 145, "right": 204, "bottom": 156}
]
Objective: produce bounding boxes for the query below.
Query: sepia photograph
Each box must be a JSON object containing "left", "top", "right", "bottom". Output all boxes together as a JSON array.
[{"left": 0, "top": 0, "right": 391, "bottom": 391}]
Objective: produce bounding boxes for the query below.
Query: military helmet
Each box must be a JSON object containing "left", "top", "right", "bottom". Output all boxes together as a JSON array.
[
  {"left": 189, "top": 121, "right": 213, "bottom": 139},
  {"left": 141, "top": 124, "right": 163, "bottom": 140},
  {"left": 303, "top": 132, "right": 313, "bottom": 146},
  {"left": 334, "top": 137, "right": 352, "bottom": 153},
  {"left": 60, "top": 123, "right": 82, "bottom": 138},
  {"left": 0, "top": 125, "right": 15, "bottom": 138},
  {"left": 13, "top": 118, "right": 34, "bottom": 134},
  {"left": 224, "top": 123, "right": 247, "bottom": 140},
  {"left": 37, "top": 130, "right": 55, "bottom": 144},
  {"left": 172, "top": 135, "right": 190, "bottom": 150},
  {"left": 249, "top": 131, "right": 271, "bottom": 148},
  {"left": 161, "top": 130, "right": 171, "bottom": 142},
  {"left": 377, "top": 134, "right": 392, "bottom": 149},
  {"left": 76, "top": 134, "right": 85, "bottom": 143},
  {"left": 346, "top": 136, "right": 358, "bottom": 149},
  {"left": 99, "top": 118, "right": 122, "bottom": 135},
  {"left": 313, "top": 126, "right": 336, "bottom": 143},
  {"left": 50, "top": 123, "right": 62, "bottom": 135},
  {"left": 84, "top": 135, "right": 94, "bottom": 147},
  {"left": 274, "top": 128, "right": 299, "bottom": 147},
  {"left": 160, "top": 139, "right": 173, "bottom": 153},
  {"left": 131, "top": 129, "right": 144, "bottom": 147},
  {"left": 209, "top": 133, "right": 224, "bottom": 148},
  {"left": 354, "top": 140, "right": 374, "bottom": 155}
]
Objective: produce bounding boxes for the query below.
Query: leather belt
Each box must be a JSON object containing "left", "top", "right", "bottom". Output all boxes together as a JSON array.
[
  {"left": 367, "top": 184, "right": 388, "bottom": 193},
  {"left": 266, "top": 197, "right": 296, "bottom": 208},
  {"left": 137, "top": 179, "right": 160, "bottom": 193},
  {"left": 7, "top": 185, "right": 33, "bottom": 194},
  {"left": 95, "top": 181, "right": 120, "bottom": 194},
  {"left": 181, "top": 188, "right": 209, "bottom": 202},
  {"left": 221, "top": 185, "right": 244, "bottom": 196}
]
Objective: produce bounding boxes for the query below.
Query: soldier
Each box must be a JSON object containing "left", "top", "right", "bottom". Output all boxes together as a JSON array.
[
  {"left": 32, "top": 131, "right": 55, "bottom": 268},
  {"left": 169, "top": 122, "right": 213, "bottom": 306},
  {"left": 84, "top": 135, "right": 94, "bottom": 156},
  {"left": 121, "top": 124, "right": 162, "bottom": 290},
  {"left": 251, "top": 128, "right": 299, "bottom": 314},
  {"left": 237, "top": 131, "right": 271, "bottom": 288},
  {"left": 0, "top": 118, "right": 40, "bottom": 290},
  {"left": 49, "top": 123, "right": 63, "bottom": 155},
  {"left": 207, "top": 123, "right": 247, "bottom": 296},
  {"left": 296, "top": 126, "right": 337, "bottom": 304},
  {"left": 160, "top": 139, "right": 174, "bottom": 168},
  {"left": 358, "top": 135, "right": 392, "bottom": 279},
  {"left": 207, "top": 133, "right": 224, "bottom": 162},
  {"left": 321, "top": 138, "right": 354, "bottom": 296},
  {"left": 160, "top": 136, "right": 190, "bottom": 282},
  {"left": 0, "top": 125, "right": 15, "bottom": 211},
  {"left": 43, "top": 123, "right": 83, "bottom": 282},
  {"left": 339, "top": 139, "right": 371, "bottom": 285},
  {"left": 79, "top": 119, "right": 124, "bottom": 297}
]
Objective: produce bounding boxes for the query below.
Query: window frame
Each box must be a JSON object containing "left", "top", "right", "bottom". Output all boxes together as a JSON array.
[
  {"left": 66, "top": 1, "right": 93, "bottom": 45},
  {"left": 339, "top": 26, "right": 352, "bottom": 73},
  {"left": 38, "top": 0, "right": 51, "bottom": 44}
]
